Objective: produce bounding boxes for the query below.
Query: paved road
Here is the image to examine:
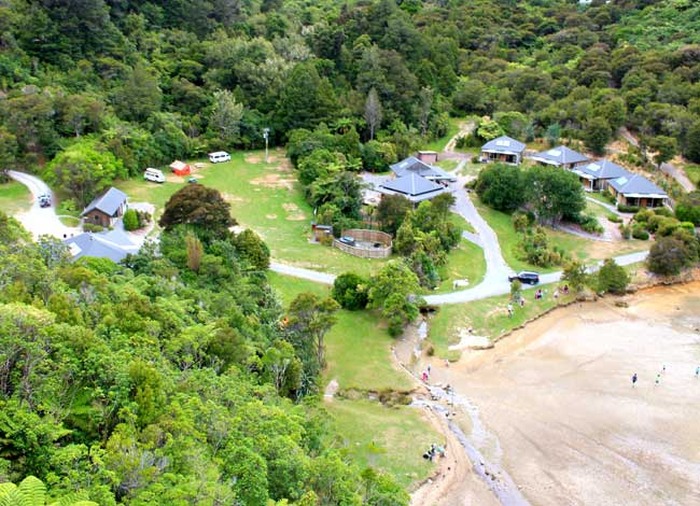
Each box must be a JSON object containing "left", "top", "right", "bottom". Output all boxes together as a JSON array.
[{"left": 8, "top": 170, "right": 79, "bottom": 239}]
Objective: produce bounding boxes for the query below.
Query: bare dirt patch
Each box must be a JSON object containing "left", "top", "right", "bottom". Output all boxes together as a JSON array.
[
  {"left": 221, "top": 192, "right": 245, "bottom": 203},
  {"left": 250, "top": 173, "right": 295, "bottom": 190},
  {"left": 245, "top": 154, "right": 262, "bottom": 164},
  {"left": 282, "top": 202, "right": 306, "bottom": 221},
  {"left": 266, "top": 214, "right": 277, "bottom": 220},
  {"left": 166, "top": 174, "right": 185, "bottom": 183}
]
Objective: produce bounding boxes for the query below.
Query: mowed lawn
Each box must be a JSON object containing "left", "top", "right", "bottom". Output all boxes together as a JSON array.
[
  {"left": 116, "top": 150, "right": 388, "bottom": 277},
  {"left": 432, "top": 238, "right": 486, "bottom": 294},
  {"left": 0, "top": 181, "right": 32, "bottom": 214},
  {"left": 325, "top": 400, "right": 438, "bottom": 488},
  {"left": 428, "top": 289, "right": 571, "bottom": 357}
]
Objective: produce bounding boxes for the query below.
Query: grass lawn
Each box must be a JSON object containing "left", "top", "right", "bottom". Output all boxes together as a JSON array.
[
  {"left": 433, "top": 238, "right": 486, "bottom": 294},
  {"left": 428, "top": 290, "right": 570, "bottom": 357},
  {"left": 325, "top": 309, "right": 412, "bottom": 392},
  {"left": 456, "top": 161, "right": 482, "bottom": 180},
  {"left": 586, "top": 191, "right": 616, "bottom": 206},
  {"left": 0, "top": 181, "right": 32, "bottom": 214},
  {"left": 326, "top": 400, "right": 438, "bottom": 488},
  {"left": 435, "top": 159, "right": 459, "bottom": 172},
  {"left": 267, "top": 271, "right": 331, "bottom": 306},
  {"left": 116, "top": 150, "right": 388, "bottom": 277},
  {"left": 683, "top": 163, "right": 700, "bottom": 188}
]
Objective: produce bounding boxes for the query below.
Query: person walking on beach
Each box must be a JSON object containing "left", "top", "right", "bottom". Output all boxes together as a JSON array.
[
  {"left": 655, "top": 373, "right": 661, "bottom": 386},
  {"left": 632, "top": 373, "right": 638, "bottom": 387},
  {"left": 695, "top": 366, "right": 699, "bottom": 379}
]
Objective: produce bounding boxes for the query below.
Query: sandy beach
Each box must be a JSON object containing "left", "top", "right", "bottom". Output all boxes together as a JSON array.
[{"left": 415, "top": 282, "right": 700, "bottom": 505}]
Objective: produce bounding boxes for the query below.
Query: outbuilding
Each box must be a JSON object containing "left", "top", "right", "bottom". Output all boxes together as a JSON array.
[
  {"left": 480, "top": 136, "right": 526, "bottom": 165},
  {"left": 80, "top": 187, "right": 128, "bottom": 228},
  {"left": 170, "top": 160, "right": 192, "bottom": 176}
]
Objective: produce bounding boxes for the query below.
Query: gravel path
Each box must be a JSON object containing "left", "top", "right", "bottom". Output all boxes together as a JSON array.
[
  {"left": 8, "top": 170, "right": 80, "bottom": 240},
  {"left": 269, "top": 261, "right": 336, "bottom": 285}
]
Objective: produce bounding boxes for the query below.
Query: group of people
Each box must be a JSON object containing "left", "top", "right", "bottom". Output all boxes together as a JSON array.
[
  {"left": 631, "top": 364, "right": 700, "bottom": 387},
  {"left": 422, "top": 443, "right": 447, "bottom": 462}
]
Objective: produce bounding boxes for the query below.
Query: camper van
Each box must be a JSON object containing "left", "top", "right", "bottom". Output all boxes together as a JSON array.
[
  {"left": 209, "top": 151, "right": 231, "bottom": 163},
  {"left": 144, "top": 168, "right": 165, "bottom": 183}
]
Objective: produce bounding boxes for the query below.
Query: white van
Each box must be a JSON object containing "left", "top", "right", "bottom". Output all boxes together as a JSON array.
[
  {"left": 144, "top": 167, "right": 165, "bottom": 183},
  {"left": 209, "top": 151, "right": 231, "bottom": 163}
]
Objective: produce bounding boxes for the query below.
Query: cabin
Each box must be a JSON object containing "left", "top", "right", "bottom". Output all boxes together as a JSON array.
[
  {"left": 480, "top": 136, "right": 526, "bottom": 165},
  {"left": 529, "top": 145, "right": 588, "bottom": 170},
  {"left": 390, "top": 156, "right": 455, "bottom": 183},
  {"left": 378, "top": 173, "right": 449, "bottom": 203},
  {"left": 417, "top": 150, "right": 439, "bottom": 164},
  {"left": 80, "top": 187, "right": 128, "bottom": 228},
  {"left": 608, "top": 174, "right": 668, "bottom": 209},
  {"left": 64, "top": 229, "right": 139, "bottom": 263},
  {"left": 572, "top": 160, "right": 630, "bottom": 192}
]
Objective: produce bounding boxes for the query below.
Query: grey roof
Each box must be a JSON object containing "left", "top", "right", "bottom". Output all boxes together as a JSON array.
[
  {"left": 609, "top": 174, "right": 668, "bottom": 198},
  {"left": 64, "top": 233, "right": 132, "bottom": 263},
  {"left": 390, "top": 156, "right": 454, "bottom": 181},
  {"left": 81, "top": 187, "right": 128, "bottom": 217},
  {"left": 378, "top": 174, "right": 448, "bottom": 202},
  {"left": 572, "top": 159, "right": 631, "bottom": 181},
  {"left": 530, "top": 145, "right": 588, "bottom": 166},
  {"left": 481, "top": 136, "right": 526, "bottom": 155}
]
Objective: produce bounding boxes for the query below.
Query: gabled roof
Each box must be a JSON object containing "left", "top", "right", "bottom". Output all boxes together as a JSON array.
[
  {"left": 64, "top": 232, "right": 133, "bottom": 263},
  {"left": 481, "top": 136, "right": 526, "bottom": 154},
  {"left": 530, "top": 145, "right": 588, "bottom": 166},
  {"left": 81, "top": 187, "right": 127, "bottom": 217},
  {"left": 609, "top": 173, "right": 668, "bottom": 198},
  {"left": 170, "top": 160, "right": 189, "bottom": 170},
  {"left": 572, "top": 159, "right": 631, "bottom": 181},
  {"left": 378, "top": 173, "right": 448, "bottom": 202},
  {"left": 390, "top": 156, "right": 454, "bottom": 181}
]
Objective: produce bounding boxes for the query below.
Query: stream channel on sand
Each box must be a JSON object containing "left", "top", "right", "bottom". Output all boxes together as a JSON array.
[{"left": 397, "top": 282, "right": 700, "bottom": 506}]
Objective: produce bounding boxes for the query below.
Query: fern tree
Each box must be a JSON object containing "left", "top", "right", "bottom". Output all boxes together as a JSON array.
[{"left": 0, "top": 475, "right": 97, "bottom": 506}]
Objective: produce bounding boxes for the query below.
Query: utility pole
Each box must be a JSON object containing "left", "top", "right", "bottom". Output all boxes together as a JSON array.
[{"left": 263, "top": 128, "right": 270, "bottom": 163}]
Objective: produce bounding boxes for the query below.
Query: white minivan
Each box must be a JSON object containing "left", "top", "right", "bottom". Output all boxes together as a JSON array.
[
  {"left": 209, "top": 151, "right": 231, "bottom": 163},
  {"left": 144, "top": 167, "right": 165, "bottom": 183}
]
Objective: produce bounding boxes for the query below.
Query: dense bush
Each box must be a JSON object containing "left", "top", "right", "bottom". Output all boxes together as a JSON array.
[
  {"left": 617, "top": 204, "right": 640, "bottom": 213},
  {"left": 576, "top": 213, "right": 604, "bottom": 234},
  {"left": 332, "top": 273, "right": 369, "bottom": 310},
  {"left": 607, "top": 214, "right": 622, "bottom": 223},
  {"left": 122, "top": 208, "right": 139, "bottom": 231},
  {"left": 597, "top": 258, "right": 630, "bottom": 294},
  {"left": 631, "top": 225, "right": 649, "bottom": 240}
]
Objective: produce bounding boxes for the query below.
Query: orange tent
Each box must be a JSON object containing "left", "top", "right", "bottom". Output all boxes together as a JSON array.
[{"left": 170, "top": 160, "right": 191, "bottom": 176}]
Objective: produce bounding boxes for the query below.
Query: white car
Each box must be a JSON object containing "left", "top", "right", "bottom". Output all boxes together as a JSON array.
[{"left": 209, "top": 151, "right": 231, "bottom": 163}]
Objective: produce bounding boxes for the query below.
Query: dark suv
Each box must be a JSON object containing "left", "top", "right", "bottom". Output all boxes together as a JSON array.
[
  {"left": 508, "top": 271, "right": 540, "bottom": 285},
  {"left": 38, "top": 193, "right": 51, "bottom": 208}
]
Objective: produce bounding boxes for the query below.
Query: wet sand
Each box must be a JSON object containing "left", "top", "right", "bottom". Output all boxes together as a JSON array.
[{"left": 439, "top": 282, "right": 700, "bottom": 505}]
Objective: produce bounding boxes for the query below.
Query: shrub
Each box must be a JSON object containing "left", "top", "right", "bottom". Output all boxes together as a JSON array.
[
  {"left": 617, "top": 204, "right": 640, "bottom": 213},
  {"left": 653, "top": 207, "right": 673, "bottom": 217},
  {"left": 631, "top": 226, "right": 649, "bottom": 240},
  {"left": 332, "top": 273, "right": 369, "bottom": 310},
  {"left": 633, "top": 209, "right": 654, "bottom": 223},
  {"left": 607, "top": 214, "right": 622, "bottom": 223},
  {"left": 648, "top": 236, "right": 694, "bottom": 276},
  {"left": 619, "top": 223, "right": 632, "bottom": 239},
  {"left": 123, "top": 208, "right": 139, "bottom": 231},
  {"left": 597, "top": 258, "right": 629, "bottom": 294},
  {"left": 83, "top": 223, "right": 103, "bottom": 233},
  {"left": 577, "top": 213, "right": 603, "bottom": 234}
]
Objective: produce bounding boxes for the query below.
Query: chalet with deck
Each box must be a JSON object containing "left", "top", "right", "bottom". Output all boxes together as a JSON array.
[
  {"left": 530, "top": 145, "right": 588, "bottom": 170},
  {"left": 572, "top": 159, "right": 630, "bottom": 192},
  {"left": 480, "top": 136, "right": 526, "bottom": 165},
  {"left": 80, "top": 187, "right": 128, "bottom": 228},
  {"left": 608, "top": 174, "right": 668, "bottom": 209}
]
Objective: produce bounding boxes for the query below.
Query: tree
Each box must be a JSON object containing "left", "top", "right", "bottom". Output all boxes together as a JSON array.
[
  {"left": 0, "top": 127, "right": 19, "bottom": 179},
  {"left": 234, "top": 229, "right": 270, "bottom": 270},
  {"left": 526, "top": 165, "right": 585, "bottom": 225},
  {"left": 209, "top": 89, "right": 244, "bottom": 147},
  {"left": 364, "top": 88, "right": 383, "bottom": 140},
  {"left": 285, "top": 293, "right": 340, "bottom": 392},
  {"left": 43, "top": 138, "right": 124, "bottom": 207},
  {"left": 561, "top": 261, "right": 589, "bottom": 294},
  {"left": 476, "top": 118, "right": 504, "bottom": 141},
  {"left": 596, "top": 258, "right": 630, "bottom": 294},
  {"left": 675, "top": 191, "right": 700, "bottom": 226},
  {"left": 376, "top": 194, "right": 413, "bottom": 236},
  {"left": 648, "top": 135, "right": 677, "bottom": 169},
  {"left": 474, "top": 163, "right": 527, "bottom": 213},
  {"left": 159, "top": 184, "right": 236, "bottom": 238},
  {"left": 416, "top": 86, "right": 434, "bottom": 136},
  {"left": 276, "top": 62, "right": 338, "bottom": 133},
  {"left": 368, "top": 260, "right": 422, "bottom": 336},
  {"left": 0, "top": 475, "right": 97, "bottom": 506},
  {"left": 332, "top": 273, "right": 369, "bottom": 310},
  {"left": 122, "top": 208, "right": 139, "bottom": 231},
  {"left": 683, "top": 120, "right": 700, "bottom": 163},
  {"left": 583, "top": 117, "right": 611, "bottom": 155},
  {"left": 114, "top": 63, "right": 162, "bottom": 122},
  {"left": 186, "top": 232, "right": 204, "bottom": 271},
  {"left": 545, "top": 123, "right": 561, "bottom": 147}
]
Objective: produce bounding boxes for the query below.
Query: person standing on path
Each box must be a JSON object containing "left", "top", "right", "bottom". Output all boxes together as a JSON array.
[{"left": 632, "top": 373, "right": 638, "bottom": 387}]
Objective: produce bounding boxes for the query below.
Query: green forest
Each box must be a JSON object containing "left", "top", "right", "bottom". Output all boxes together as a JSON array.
[{"left": 2, "top": 0, "right": 700, "bottom": 504}]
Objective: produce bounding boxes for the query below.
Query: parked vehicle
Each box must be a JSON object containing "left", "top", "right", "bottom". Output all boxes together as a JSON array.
[
  {"left": 187, "top": 177, "right": 199, "bottom": 184},
  {"left": 38, "top": 193, "right": 51, "bottom": 208},
  {"left": 144, "top": 167, "right": 166, "bottom": 183},
  {"left": 208, "top": 151, "right": 231, "bottom": 163},
  {"left": 338, "top": 236, "right": 356, "bottom": 246},
  {"left": 508, "top": 271, "right": 540, "bottom": 285}
]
